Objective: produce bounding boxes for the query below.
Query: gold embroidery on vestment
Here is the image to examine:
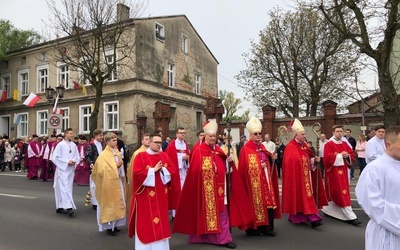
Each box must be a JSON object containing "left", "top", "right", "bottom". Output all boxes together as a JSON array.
[
  {"left": 302, "top": 155, "right": 312, "bottom": 197},
  {"left": 153, "top": 217, "right": 159, "bottom": 224},
  {"left": 149, "top": 190, "right": 155, "bottom": 197},
  {"left": 202, "top": 156, "right": 218, "bottom": 231},
  {"left": 218, "top": 186, "right": 224, "bottom": 196},
  {"left": 338, "top": 170, "right": 343, "bottom": 175},
  {"left": 248, "top": 154, "right": 266, "bottom": 223},
  {"left": 165, "top": 188, "right": 168, "bottom": 194},
  {"left": 342, "top": 189, "right": 347, "bottom": 195}
]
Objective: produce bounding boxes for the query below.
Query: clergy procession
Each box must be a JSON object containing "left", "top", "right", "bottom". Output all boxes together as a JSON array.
[{"left": 1, "top": 117, "right": 400, "bottom": 250}]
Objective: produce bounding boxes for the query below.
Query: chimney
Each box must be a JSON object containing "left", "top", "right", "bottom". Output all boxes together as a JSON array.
[{"left": 117, "top": 3, "right": 130, "bottom": 22}]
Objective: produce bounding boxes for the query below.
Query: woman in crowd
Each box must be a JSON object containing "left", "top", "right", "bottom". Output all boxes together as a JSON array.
[{"left": 355, "top": 133, "right": 367, "bottom": 175}]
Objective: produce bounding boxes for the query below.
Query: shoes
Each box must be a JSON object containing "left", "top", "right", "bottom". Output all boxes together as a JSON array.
[
  {"left": 245, "top": 229, "right": 263, "bottom": 236},
  {"left": 264, "top": 230, "right": 277, "bottom": 237},
  {"left": 42, "top": 179, "right": 48, "bottom": 182},
  {"left": 348, "top": 219, "right": 362, "bottom": 226},
  {"left": 351, "top": 177, "right": 356, "bottom": 180},
  {"left": 114, "top": 227, "right": 121, "bottom": 232},
  {"left": 56, "top": 208, "right": 68, "bottom": 214},
  {"left": 92, "top": 205, "right": 97, "bottom": 211},
  {"left": 107, "top": 229, "right": 117, "bottom": 236},
  {"left": 222, "top": 242, "right": 236, "bottom": 249},
  {"left": 67, "top": 208, "right": 74, "bottom": 217},
  {"left": 311, "top": 221, "right": 323, "bottom": 228}
]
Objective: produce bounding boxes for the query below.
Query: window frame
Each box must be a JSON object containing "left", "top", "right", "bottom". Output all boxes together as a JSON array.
[
  {"left": 182, "top": 34, "right": 188, "bottom": 54},
  {"left": 37, "top": 64, "right": 49, "bottom": 94},
  {"left": 105, "top": 50, "right": 118, "bottom": 82},
  {"left": 103, "top": 101, "right": 119, "bottom": 131},
  {"left": 36, "top": 110, "right": 48, "bottom": 136},
  {"left": 18, "top": 69, "right": 29, "bottom": 96},
  {"left": 167, "top": 63, "right": 175, "bottom": 88},
  {"left": 16, "top": 112, "right": 28, "bottom": 138},
  {"left": 155, "top": 22, "right": 165, "bottom": 41},
  {"left": 57, "top": 62, "right": 70, "bottom": 89},
  {"left": 195, "top": 74, "right": 201, "bottom": 95},
  {"left": 0, "top": 73, "right": 11, "bottom": 99},
  {"left": 79, "top": 104, "right": 92, "bottom": 134}
]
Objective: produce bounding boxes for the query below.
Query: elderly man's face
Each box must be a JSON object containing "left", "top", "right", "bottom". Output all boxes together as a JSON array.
[
  {"left": 205, "top": 133, "right": 217, "bottom": 146},
  {"left": 250, "top": 132, "right": 262, "bottom": 143}
]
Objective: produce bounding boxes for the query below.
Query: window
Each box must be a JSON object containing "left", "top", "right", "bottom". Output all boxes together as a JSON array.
[
  {"left": 58, "top": 63, "right": 70, "bottom": 88},
  {"left": 55, "top": 108, "right": 69, "bottom": 135},
  {"left": 17, "top": 113, "right": 28, "bottom": 138},
  {"left": 79, "top": 105, "right": 92, "bottom": 134},
  {"left": 182, "top": 34, "right": 188, "bottom": 54},
  {"left": 195, "top": 74, "right": 201, "bottom": 95},
  {"left": 0, "top": 73, "right": 11, "bottom": 98},
  {"left": 167, "top": 63, "right": 175, "bottom": 87},
  {"left": 105, "top": 51, "right": 118, "bottom": 81},
  {"left": 18, "top": 69, "right": 29, "bottom": 96},
  {"left": 37, "top": 110, "right": 48, "bottom": 136},
  {"left": 40, "top": 52, "right": 46, "bottom": 61},
  {"left": 155, "top": 22, "right": 165, "bottom": 41},
  {"left": 79, "top": 57, "right": 91, "bottom": 85},
  {"left": 103, "top": 101, "right": 119, "bottom": 131},
  {"left": 37, "top": 65, "right": 49, "bottom": 93}
]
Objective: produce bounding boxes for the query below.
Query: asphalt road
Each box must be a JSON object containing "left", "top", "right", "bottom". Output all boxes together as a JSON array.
[{"left": 0, "top": 171, "right": 367, "bottom": 250}]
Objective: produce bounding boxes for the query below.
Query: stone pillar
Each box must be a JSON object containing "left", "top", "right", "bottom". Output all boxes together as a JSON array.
[
  {"left": 204, "top": 96, "right": 225, "bottom": 135},
  {"left": 261, "top": 105, "right": 276, "bottom": 138},
  {"left": 136, "top": 115, "right": 147, "bottom": 150},
  {"left": 322, "top": 100, "right": 338, "bottom": 134},
  {"left": 153, "top": 101, "right": 172, "bottom": 141}
]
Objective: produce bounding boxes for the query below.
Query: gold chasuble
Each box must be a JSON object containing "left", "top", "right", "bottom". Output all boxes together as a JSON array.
[{"left": 92, "top": 145, "right": 126, "bottom": 224}]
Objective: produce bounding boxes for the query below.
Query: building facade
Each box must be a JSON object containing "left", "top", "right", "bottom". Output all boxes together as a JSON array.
[{"left": 0, "top": 15, "right": 220, "bottom": 148}]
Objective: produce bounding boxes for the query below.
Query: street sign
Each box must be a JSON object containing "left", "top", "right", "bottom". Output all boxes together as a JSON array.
[{"left": 48, "top": 114, "right": 62, "bottom": 129}]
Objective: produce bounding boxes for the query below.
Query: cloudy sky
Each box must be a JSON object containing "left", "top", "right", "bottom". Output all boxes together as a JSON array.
[{"left": 0, "top": 0, "right": 293, "bottom": 116}]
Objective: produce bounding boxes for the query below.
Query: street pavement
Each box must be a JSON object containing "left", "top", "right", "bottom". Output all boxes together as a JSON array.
[{"left": 0, "top": 171, "right": 366, "bottom": 250}]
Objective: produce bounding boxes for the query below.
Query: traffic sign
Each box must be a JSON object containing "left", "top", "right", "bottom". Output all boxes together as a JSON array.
[{"left": 48, "top": 114, "right": 63, "bottom": 129}]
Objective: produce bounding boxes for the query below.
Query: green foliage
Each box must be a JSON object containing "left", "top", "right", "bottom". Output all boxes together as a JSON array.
[
  {"left": 0, "top": 20, "right": 42, "bottom": 61},
  {"left": 219, "top": 90, "right": 243, "bottom": 119}
]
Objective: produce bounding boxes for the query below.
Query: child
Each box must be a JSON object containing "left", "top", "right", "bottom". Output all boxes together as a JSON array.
[{"left": 13, "top": 144, "right": 22, "bottom": 173}]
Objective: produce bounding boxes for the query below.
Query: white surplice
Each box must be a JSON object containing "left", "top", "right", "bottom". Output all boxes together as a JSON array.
[
  {"left": 355, "top": 153, "right": 400, "bottom": 250},
  {"left": 365, "top": 136, "right": 386, "bottom": 164},
  {"left": 52, "top": 140, "right": 80, "bottom": 210}
]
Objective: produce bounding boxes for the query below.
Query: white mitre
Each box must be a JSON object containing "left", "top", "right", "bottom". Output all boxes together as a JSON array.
[
  {"left": 203, "top": 119, "right": 218, "bottom": 134},
  {"left": 246, "top": 117, "right": 262, "bottom": 133},
  {"left": 290, "top": 118, "right": 304, "bottom": 134}
]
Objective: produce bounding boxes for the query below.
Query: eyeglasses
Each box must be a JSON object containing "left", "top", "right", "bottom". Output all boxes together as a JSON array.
[
  {"left": 152, "top": 141, "right": 162, "bottom": 144},
  {"left": 253, "top": 133, "right": 262, "bottom": 136},
  {"left": 178, "top": 132, "right": 186, "bottom": 134}
]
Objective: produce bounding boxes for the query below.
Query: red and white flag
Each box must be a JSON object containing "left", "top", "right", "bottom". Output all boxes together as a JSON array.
[
  {"left": 23, "top": 92, "right": 41, "bottom": 107},
  {"left": 0, "top": 90, "right": 7, "bottom": 103},
  {"left": 52, "top": 94, "right": 59, "bottom": 114},
  {"left": 54, "top": 107, "right": 65, "bottom": 115}
]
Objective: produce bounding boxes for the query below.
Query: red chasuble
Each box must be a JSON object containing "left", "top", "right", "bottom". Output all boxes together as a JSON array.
[
  {"left": 165, "top": 139, "right": 190, "bottom": 205},
  {"left": 282, "top": 139, "right": 327, "bottom": 215},
  {"left": 128, "top": 151, "right": 180, "bottom": 243},
  {"left": 238, "top": 140, "right": 279, "bottom": 228},
  {"left": 323, "top": 140, "right": 355, "bottom": 207},
  {"left": 172, "top": 142, "right": 254, "bottom": 235}
]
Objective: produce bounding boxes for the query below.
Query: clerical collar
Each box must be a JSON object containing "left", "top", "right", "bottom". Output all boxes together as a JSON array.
[
  {"left": 146, "top": 148, "right": 159, "bottom": 155},
  {"left": 294, "top": 139, "right": 302, "bottom": 145}
]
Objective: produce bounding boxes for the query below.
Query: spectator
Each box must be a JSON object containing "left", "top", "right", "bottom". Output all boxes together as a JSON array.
[{"left": 355, "top": 133, "right": 367, "bottom": 175}]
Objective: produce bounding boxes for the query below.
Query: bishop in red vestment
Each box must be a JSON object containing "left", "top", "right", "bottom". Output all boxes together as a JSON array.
[
  {"left": 322, "top": 125, "right": 361, "bottom": 226},
  {"left": 128, "top": 134, "right": 180, "bottom": 249},
  {"left": 238, "top": 117, "right": 280, "bottom": 237},
  {"left": 282, "top": 119, "right": 327, "bottom": 228},
  {"left": 173, "top": 120, "right": 253, "bottom": 249}
]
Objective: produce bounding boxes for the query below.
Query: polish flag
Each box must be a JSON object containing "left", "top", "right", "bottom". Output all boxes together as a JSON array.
[
  {"left": 23, "top": 92, "right": 41, "bottom": 107},
  {"left": 54, "top": 107, "right": 65, "bottom": 115},
  {"left": 0, "top": 90, "right": 7, "bottom": 102}
]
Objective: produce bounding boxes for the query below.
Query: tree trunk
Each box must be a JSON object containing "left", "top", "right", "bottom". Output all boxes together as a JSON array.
[
  {"left": 377, "top": 62, "right": 400, "bottom": 126},
  {"left": 89, "top": 84, "right": 103, "bottom": 140}
]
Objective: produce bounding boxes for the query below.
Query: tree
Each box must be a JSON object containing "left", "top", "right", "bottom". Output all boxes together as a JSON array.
[
  {"left": 46, "top": 0, "right": 145, "bottom": 138},
  {"left": 236, "top": 7, "right": 360, "bottom": 117},
  {"left": 219, "top": 90, "right": 243, "bottom": 120},
  {"left": 0, "top": 20, "right": 42, "bottom": 61},
  {"left": 312, "top": 0, "right": 400, "bottom": 126}
]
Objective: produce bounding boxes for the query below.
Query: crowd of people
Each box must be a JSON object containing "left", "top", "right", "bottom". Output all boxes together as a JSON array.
[{"left": 1, "top": 119, "right": 398, "bottom": 249}]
